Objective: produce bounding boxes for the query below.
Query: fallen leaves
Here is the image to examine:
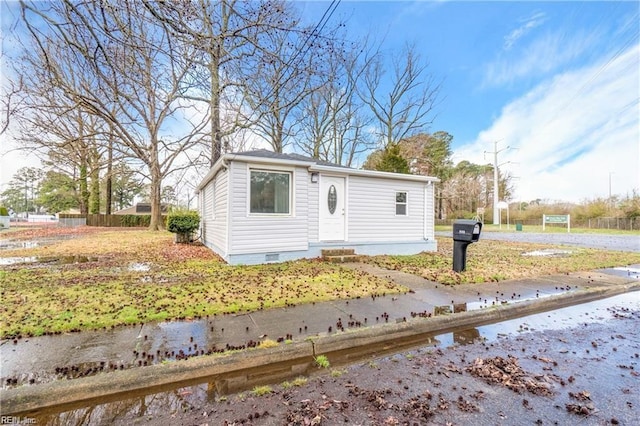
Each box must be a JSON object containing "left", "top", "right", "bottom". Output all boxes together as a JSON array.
[
  {"left": 366, "top": 238, "right": 640, "bottom": 285},
  {"left": 568, "top": 390, "right": 591, "bottom": 401},
  {"left": 466, "top": 355, "right": 554, "bottom": 396},
  {"left": 0, "top": 229, "right": 407, "bottom": 338},
  {"left": 285, "top": 398, "right": 347, "bottom": 425},
  {"left": 566, "top": 402, "right": 594, "bottom": 416}
]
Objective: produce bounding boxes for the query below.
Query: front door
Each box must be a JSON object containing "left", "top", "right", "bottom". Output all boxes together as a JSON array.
[{"left": 319, "top": 176, "right": 345, "bottom": 241}]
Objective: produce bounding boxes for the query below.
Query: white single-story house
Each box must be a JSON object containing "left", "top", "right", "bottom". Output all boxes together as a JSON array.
[{"left": 196, "top": 150, "right": 439, "bottom": 265}]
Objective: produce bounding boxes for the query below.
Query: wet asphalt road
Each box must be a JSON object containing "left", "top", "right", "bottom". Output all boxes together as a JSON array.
[
  {"left": 437, "top": 230, "right": 640, "bottom": 252},
  {"left": 35, "top": 292, "right": 640, "bottom": 426}
]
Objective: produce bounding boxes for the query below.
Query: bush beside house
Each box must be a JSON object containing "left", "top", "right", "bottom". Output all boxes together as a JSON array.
[
  {"left": 0, "top": 206, "right": 9, "bottom": 229},
  {"left": 166, "top": 210, "right": 200, "bottom": 243}
]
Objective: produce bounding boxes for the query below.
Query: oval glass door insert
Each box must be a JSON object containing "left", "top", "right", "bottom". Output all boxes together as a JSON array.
[{"left": 328, "top": 185, "right": 337, "bottom": 214}]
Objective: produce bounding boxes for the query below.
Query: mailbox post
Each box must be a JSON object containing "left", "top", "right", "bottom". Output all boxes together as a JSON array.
[{"left": 452, "top": 220, "right": 482, "bottom": 272}]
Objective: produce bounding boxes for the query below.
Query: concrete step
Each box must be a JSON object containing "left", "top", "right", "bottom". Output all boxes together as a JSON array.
[
  {"left": 321, "top": 248, "right": 355, "bottom": 257},
  {"left": 323, "top": 254, "right": 360, "bottom": 263}
]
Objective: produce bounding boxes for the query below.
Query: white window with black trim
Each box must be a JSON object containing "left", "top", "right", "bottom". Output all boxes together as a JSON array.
[
  {"left": 250, "top": 170, "right": 291, "bottom": 214},
  {"left": 395, "top": 191, "right": 408, "bottom": 216}
]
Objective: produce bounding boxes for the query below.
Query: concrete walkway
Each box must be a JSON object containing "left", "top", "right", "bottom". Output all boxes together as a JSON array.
[{"left": 1, "top": 264, "right": 639, "bottom": 415}]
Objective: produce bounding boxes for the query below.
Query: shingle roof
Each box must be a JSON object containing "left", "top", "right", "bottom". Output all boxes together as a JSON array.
[{"left": 232, "top": 149, "right": 348, "bottom": 168}]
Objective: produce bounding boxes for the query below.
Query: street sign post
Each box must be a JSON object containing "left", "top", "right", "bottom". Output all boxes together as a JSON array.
[{"left": 543, "top": 214, "right": 570, "bottom": 232}]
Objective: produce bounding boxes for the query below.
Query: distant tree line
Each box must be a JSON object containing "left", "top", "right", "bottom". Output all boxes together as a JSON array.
[{"left": 361, "top": 131, "right": 514, "bottom": 221}]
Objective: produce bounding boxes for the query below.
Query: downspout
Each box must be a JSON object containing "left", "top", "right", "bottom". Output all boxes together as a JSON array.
[
  {"left": 424, "top": 182, "right": 429, "bottom": 240},
  {"left": 223, "top": 158, "right": 231, "bottom": 260},
  {"left": 425, "top": 181, "right": 434, "bottom": 241}
]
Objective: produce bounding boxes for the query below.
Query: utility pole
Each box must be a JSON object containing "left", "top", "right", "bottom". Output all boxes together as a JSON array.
[
  {"left": 608, "top": 172, "right": 614, "bottom": 210},
  {"left": 485, "top": 141, "right": 510, "bottom": 225},
  {"left": 608, "top": 172, "right": 613, "bottom": 199}
]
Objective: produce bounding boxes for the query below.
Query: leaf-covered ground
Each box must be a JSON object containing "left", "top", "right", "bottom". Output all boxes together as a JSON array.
[
  {"left": 2, "top": 227, "right": 638, "bottom": 338},
  {"left": 0, "top": 227, "right": 402, "bottom": 339},
  {"left": 365, "top": 237, "right": 640, "bottom": 285}
]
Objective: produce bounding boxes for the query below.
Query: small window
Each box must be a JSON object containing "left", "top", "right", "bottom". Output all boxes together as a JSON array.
[
  {"left": 250, "top": 170, "right": 291, "bottom": 214},
  {"left": 396, "top": 191, "right": 407, "bottom": 216},
  {"left": 327, "top": 185, "right": 337, "bottom": 214}
]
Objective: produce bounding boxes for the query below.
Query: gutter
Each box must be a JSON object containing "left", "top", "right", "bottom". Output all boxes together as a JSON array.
[{"left": 309, "top": 164, "right": 440, "bottom": 183}]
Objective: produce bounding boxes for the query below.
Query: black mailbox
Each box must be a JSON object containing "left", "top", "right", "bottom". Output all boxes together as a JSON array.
[{"left": 452, "top": 220, "right": 482, "bottom": 272}]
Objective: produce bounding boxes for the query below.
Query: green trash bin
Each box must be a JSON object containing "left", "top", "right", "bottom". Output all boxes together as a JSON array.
[{"left": 515, "top": 221, "right": 523, "bottom": 231}]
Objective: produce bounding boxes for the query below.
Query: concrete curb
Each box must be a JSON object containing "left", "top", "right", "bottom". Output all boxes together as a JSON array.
[
  {"left": 1, "top": 341, "right": 314, "bottom": 416},
  {"left": 2, "top": 282, "right": 639, "bottom": 416},
  {"left": 312, "top": 282, "right": 640, "bottom": 354}
]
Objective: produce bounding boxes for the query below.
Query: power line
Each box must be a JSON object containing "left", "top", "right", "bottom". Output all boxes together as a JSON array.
[{"left": 259, "top": 0, "right": 341, "bottom": 104}]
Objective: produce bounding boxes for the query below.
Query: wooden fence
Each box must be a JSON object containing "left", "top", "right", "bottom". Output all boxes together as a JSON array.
[{"left": 58, "top": 214, "right": 167, "bottom": 228}]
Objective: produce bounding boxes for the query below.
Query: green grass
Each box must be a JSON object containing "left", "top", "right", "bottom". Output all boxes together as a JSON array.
[
  {"left": 2, "top": 226, "right": 638, "bottom": 339},
  {"left": 258, "top": 339, "right": 279, "bottom": 349},
  {"left": 282, "top": 376, "right": 308, "bottom": 389},
  {"left": 0, "top": 229, "right": 404, "bottom": 339},
  {"left": 330, "top": 369, "right": 347, "bottom": 377},
  {"left": 314, "top": 355, "right": 330, "bottom": 369},
  {"left": 365, "top": 237, "right": 640, "bottom": 285},
  {"left": 251, "top": 385, "right": 273, "bottom": 396}
]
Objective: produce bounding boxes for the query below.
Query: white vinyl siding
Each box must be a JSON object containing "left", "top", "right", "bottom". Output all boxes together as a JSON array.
[
  {"left": 200, "top": 169, "right": 228, "bottom": 256},
  {"left": 348, "top": 176, "right": 425, "bottom": 242},
  {"left": 230, "top": 161, "right": 308, "bottom": 254}
]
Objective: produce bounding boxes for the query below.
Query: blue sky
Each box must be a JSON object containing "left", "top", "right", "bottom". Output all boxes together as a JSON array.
[
  {"left": 299, "top": 0, "right": 639, "bottom": 203},
  {"left": 1, "top": 1, "right": 638, "bottom": 204}
]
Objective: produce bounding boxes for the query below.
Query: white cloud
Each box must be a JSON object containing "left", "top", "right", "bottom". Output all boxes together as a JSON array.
[
  {"left": 504, "top": 11, "right": 546, "bottom": 50},
  {"left": 483, "top": 28, "right": 600, "bottom": 88},
  {"left": 456, "top": 43, "right": 640, "bottom": 203}
]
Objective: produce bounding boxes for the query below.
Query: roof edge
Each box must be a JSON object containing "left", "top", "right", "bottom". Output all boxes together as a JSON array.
[
  {"left": 196, "top": 153, "right": 316, "bottom": 192},
  {"left": 197, "top": 152, "right": 440, "bottom": 191},
  {"left": 309, "top": 164, "right": 440, "bottom": 182}
]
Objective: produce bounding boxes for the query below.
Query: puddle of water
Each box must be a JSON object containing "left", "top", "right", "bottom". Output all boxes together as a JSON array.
[
  {"left": 19, "top": 291, "right": 640, "bottom": 424},
  {"left": 0, "top": 256, "right": 38, "bottom": 266},
  {"left": 608, "top": 266, "right": 640, "bottom": 280},
  {"left": 440, "top": 290, "right": 574, "bottom": 313},
  {"left": 0, "top": 255, "right": 95, "bottom": 266},
  {"left": 0, "top": 235, "right": 81, "bottom": 252},
  {"left": 128, "top": 262, "right": 151, "bottom": 272},
  {"left": 466, "top": 290, "right": 640, "bottom": 341},
  {"left": 522, "top": 249, "right": 573, "bottom": 257},
  {"left": 0, "top": 240, "right": 40, "bottom": 250}
]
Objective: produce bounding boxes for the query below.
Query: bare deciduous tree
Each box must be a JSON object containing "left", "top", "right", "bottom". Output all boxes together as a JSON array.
[
  {"left": 0, "top": 74, "right": 22, "bottom": 137},
  {"left": 146, "top": 0, "right": 303, "bottom": 164},
  {"left": 0, "top": 22, "right": 24, "bottom": 136},
  {"left": 297, "top": 40, "right": 376, "bottom": 166},
  {"left": 243, "top": 13, "right": 321, "bottom": 154},
  {"left": 13, "top": 39, "right": 106, "bottom": 215},
  {"left": 21, "top": 0, "right": 207, "bottom": 229},
  {"left": 360, "top": 43, "right": 440, "bottom": 148}
]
